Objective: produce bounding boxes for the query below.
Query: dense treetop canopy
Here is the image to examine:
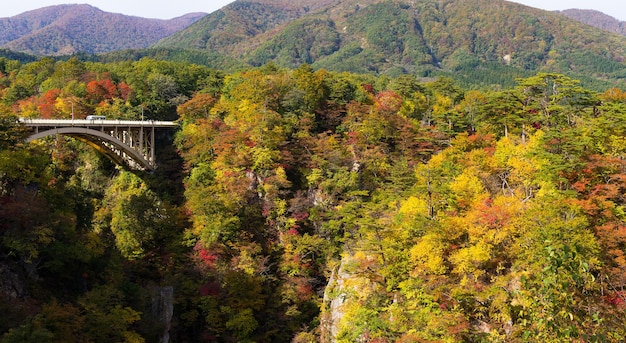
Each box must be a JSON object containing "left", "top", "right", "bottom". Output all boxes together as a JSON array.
[{"left": 0, "top": 56, "right": 626, "bottom": 342}]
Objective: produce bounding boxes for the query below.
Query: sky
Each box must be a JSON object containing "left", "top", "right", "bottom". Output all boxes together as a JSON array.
[
  {"left": 1, "top": 0, "right": 626, "bottom": 21},
  {"left": 509, "top": 0, "right": 626, "bottom": 21},
  {"left": 1, "top": 1, "right": 238, "bottom": 19}
]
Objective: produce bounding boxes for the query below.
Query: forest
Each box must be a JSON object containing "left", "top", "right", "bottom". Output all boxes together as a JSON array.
[
  {"left": 154, "top": 0, "right": 626, "bottom": 92},
  {"left": 0, "top": 56, "right": 626, "bottom": 342}
]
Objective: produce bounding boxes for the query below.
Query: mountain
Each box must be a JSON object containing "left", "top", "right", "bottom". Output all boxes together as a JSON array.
[
  {"left": 0, "top": 4, "right": 206, "bottom": 56},
  {"left": 155, "top": 0, "right": 626, "bottom": 87},
  {"left": 154, "top": 0, "right": 337, "bottom": 55},
  {"left": 558, "top": 9, "right": 626, "bottom": 36}
]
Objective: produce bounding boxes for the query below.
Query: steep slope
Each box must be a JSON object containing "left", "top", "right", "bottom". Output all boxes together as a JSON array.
[
  {"left": 154, "top": 0, "right": 338, "bottom": 55},
  {"left": 559, "top": 9, "right": 626, "bottom": 36},
  {"left": 155, "top": 0, "right": 626, "bottom": 86},
  {"left": 0, "top": 4, "right": 206, "bottom": 55}
]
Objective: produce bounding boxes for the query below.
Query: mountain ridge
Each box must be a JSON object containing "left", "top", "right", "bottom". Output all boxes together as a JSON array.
[
  {"left": 0, "top": 4, "right": 206, "bottom": 55},
  {"left": 154, "top": 0, "right": 626, "bottom": 86},
  {"left": 2, "top": 1, "right": 626, "bottom": 90},
  {"left": 558, "top": 9, "right": 626, "bottom": 36}
]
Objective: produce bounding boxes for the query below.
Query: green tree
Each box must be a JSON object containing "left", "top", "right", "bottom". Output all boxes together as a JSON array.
[{"left": 94, "top": 171, "right": 175, "bottom": 260}]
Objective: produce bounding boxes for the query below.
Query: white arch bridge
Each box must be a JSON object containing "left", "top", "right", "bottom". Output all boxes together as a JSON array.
[{"left": 19, "top": 118, "right": 179, "bottom": 171}]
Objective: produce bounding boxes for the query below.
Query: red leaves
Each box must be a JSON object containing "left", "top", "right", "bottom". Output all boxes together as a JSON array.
[
  {"left": 604, "top": 291, "right": 625, "bottom": 307},
  {"left": 177, "top": 93, "right": 217, "bottom": 121},
  {"left": 475, "top": 198, "right": 510, "bottom": 229},
  {"left": 86, "top": 79, "right": 118, "bottom": 101},
  {"left": 361, "top": 83, "right": 374, "bottom": 94},
  {"left": 85, "top": 78, "right": 134, "bottom": 107},
  {"left": 199, "top": 281, "right": 220, "bottom": 297},
  {"left": 39, "top": 89, "right": 61, "bottom": 118},
  {"left": 572, "top": 180, "right": 588, "bottom": 193},
  {"left": 117, "top": 82, "right": 133, "bottom": 101},
  {"left": 292, "top": 211, "right": 309, "bottom": 222},
  {"left": 374, "top": 90, "right": 403, "bottom": 114},
  {"left": 466, "top": 133, "right": 495, "bottom": 150},
  {"left": 194, "top": 244, "right": 219, "bottom": 269},
  {"left": 596, "top": 223, "right": 626, "bottom": 257},
  {"left": 294, "top": 278, "right": 315, "bottom": 301}
]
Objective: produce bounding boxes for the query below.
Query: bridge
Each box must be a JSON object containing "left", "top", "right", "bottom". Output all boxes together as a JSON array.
[{"left": 19, "top": 118, "right": 179, "bottom": 171}]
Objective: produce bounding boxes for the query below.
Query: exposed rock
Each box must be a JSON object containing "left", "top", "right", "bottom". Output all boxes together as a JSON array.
[
  {"left": 0, "top": 262, "right": 27, "bottom": 299},
  {"left": 320, "top": 262, "right": 345, "bottom": 343},
  {"left": 152, "top": 286, "right": 174, "bottom": 343}
]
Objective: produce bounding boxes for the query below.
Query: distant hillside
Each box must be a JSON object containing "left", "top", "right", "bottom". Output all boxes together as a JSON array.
[
  {"left": 559, "top": 9, "right": 626, "bottom": 36},
  {"left": 0, "top": 4, "right": 206, "bottom": 55},
  {"left": 90, "top": 47, "right": 250, "bottom": 71},
  {"left": 154, "top": 0, "right": 336, "bottom": 55},
  {"left": 0, "top": 48, "right": 38, "bottom": 63},
  {"left": 155, "top": 0, "right": 626, "bottom": 88}
]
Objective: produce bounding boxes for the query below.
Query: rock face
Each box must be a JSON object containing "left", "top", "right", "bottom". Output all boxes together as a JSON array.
[
  {"left": 321, "top": 263, "right": 345, "bottom": 342},
  {"left": 321, "top": 252, "right": 386, "bottom": 342},
  {"left": 0, "top": 263, "right": 27, "bottom": 299},
  {"left": 152, "top": 286, "right": 174, "bottom": 343},
  {"left": 321, "top": 255, "right": 365, "bottom": 343}
]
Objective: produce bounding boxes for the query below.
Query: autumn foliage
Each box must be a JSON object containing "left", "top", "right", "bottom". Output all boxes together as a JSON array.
[{"left": 1, "top": 56, "right": 626, "bottom": 342}]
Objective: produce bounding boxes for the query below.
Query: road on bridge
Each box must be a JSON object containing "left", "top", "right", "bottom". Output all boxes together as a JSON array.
[{"left": 18, "top": 118, "right": 179, "bottom": 128}]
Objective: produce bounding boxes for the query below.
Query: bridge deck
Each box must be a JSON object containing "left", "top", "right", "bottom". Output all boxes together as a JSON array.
[
  {"left": 18, "top": 118, "right": 178, "bottom": 171},
  {"left": 18, "top": 118, "right": 178, "bottom": 128}
]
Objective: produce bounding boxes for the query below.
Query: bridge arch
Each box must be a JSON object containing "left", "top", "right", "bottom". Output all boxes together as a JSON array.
[
  {"left": 19, "top": 118, "right": 178, "bottom": 171},
  {"left": 28, "top": 127, "right": 153, "bottom": 170}
]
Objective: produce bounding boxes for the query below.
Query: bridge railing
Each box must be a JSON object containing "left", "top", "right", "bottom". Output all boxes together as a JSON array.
[{"left": 18, "top": 118, "right": 179, "bottom": 128}]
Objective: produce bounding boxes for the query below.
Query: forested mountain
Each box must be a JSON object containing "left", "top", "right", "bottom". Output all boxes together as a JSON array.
[
  {"left": 559, "top": 9, "right": 626, "bottom": 36},
  {"left": 0, "top": 4, "right": 206, "bottom": 56},
  {"left": 155, "top": 0, "right": 626, "bottom": 88},
  {"left": 3, "top": 1, "right": 626, "bottom": 90},
  {"left": 2, "top": 1, "right": 626, "bottom": 343}
]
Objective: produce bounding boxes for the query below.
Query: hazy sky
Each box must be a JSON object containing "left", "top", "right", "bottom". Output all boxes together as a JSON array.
[
  {"left": 509, "top": 0, "right": 626, "bottom": 21},
  {"left": 1, "top": 1, "right": 626, "bottom": 21},
  {"left": 1, "top": 1, "right": 238, "bottom": 19}
]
